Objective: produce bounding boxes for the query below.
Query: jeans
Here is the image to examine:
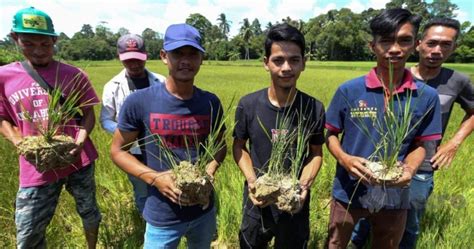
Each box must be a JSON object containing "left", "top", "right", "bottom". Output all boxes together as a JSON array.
[
  {"left": 15, "top": 165, "right": 101, "bottom": 249},
  {"left": 144, "top": 208, "right": 216, "bottom": 249},
  {"left": 350, "top": 171, "right": 434, "bottom": 249}
]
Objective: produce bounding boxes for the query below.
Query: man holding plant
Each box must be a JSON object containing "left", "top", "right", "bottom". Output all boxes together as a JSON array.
[
  {"left": 350, "top": 17, "right": 474, "bottom": 249},
  {"left": 110, "top": 23, "right": 226, "bottom": 248},
  {"left": 324, "top": 8, "right": 442, "bottom": 249},
  {"left": 233, "top": 23, "right": 325, "bottom": 248},
  {"left": 0, "top": 7, "right": 101, "bottom": 249}
]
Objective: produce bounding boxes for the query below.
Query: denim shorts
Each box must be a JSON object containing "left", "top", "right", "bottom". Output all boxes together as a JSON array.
[{"left": 15, "top": 164, "right": 102, "bottom": 248}]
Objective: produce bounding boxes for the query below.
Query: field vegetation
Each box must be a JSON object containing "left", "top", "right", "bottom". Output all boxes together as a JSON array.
[{"left": 0, "top": 60, "right": 472, "bottom": 248}]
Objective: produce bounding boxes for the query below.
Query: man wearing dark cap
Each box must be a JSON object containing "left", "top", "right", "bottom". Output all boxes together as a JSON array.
[
  {"left": 110, "top": 23, "right": 226, "bottom": 248},
  {"left": 100, "top": 34, "right": 165, "bottom": 214},
  {"left": 0, "top": 7, "right": 101, "bottom": 249}
]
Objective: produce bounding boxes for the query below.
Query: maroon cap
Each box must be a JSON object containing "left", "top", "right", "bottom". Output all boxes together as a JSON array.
[{"left": 117, "top": 34, "right": 147, "bottom": 61}]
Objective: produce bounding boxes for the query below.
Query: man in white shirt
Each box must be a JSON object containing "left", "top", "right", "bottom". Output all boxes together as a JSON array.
[{"left": 100, "top": 34, "right": 165, "bottom": 213}]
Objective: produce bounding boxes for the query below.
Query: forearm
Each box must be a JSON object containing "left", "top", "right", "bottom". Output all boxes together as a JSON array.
[
  {"left": 326, "top": 133, "right": 349, "bottom": 164},
  {"left": 299, "top": 147, "right": 323, "bottom": 189},
  {"left": 111, "top": 148, "right": 162, "bottom": 184},
  {"left": 448, "top": 112, "right": 474, "bottom": 147},
  {"left": 403, "top": 143, "right": 426, "bottom": 176},
  {"left": 0, "top": 118, "right": 22, "bottom": 146},
  {"left": 76, "top": 108, "right": 95, "bottom": 144},
  {"left": 207, "top": 144, "right": 227, "bottom": 176},
  {"left": 233, "top": 139, "right": 257, "bottom": 182}
]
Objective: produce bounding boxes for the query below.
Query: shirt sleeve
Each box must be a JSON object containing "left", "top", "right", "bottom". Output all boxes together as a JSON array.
[
  {"left": 310, "top": 100, "right": 326, "bottom": 145},
  {"left": 99, "top": 82, "right": 118, "bottom": 134},
  {"left": 74, "top": 70, "right": 100, "bottom": 107},
  {"left": 117, "top": 92, "right": 142, "bottom": 132},
  {"left": 456, "top": 77, "right": 474, "bottom": 111},
  {"left": 325, "top": 87, "right": 345, "bottom": 133},
  {"left": 233, "top": 98, "right": 249, "bottom": 140},
  {"left": 210, "top": 95, "right": 226, "bottom": 133},
  {"left": 415, "top": 88, "right": 443, "bottom": 141}
]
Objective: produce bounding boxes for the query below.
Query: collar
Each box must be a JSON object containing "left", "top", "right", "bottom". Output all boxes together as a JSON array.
[{"left": 365, "top": 67, "right": 417, "bottom": 93}]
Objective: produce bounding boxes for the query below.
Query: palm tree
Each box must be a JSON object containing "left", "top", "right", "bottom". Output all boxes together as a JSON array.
[
  {"left": 217, "top": 13, "right": 231, "bottom": 40},
  {"left": 240, "top": 18, "right": 252, "bottom": 60}
]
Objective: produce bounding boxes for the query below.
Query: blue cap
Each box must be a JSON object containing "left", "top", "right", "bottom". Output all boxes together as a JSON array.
[{"left": 163, "top": 24, "right": 205, "bottom": 52}]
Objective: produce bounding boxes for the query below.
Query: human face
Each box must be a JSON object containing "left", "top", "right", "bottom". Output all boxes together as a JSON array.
[
  {"left": 160, "top": 46, "right": 203, "bottom": 83},
  {"left": 370, "top": 22, "right": 416, "bottom": 70},
  {"left": 417, "top": 25, "right": 457, "bottom": 69},
  {"left": 121, "top": 59, "right": 146, "bottom": 78},
  {"left": 12, "top": 33, "right": 56, "bottom": 67},
  {"left": 264, "top": 41, "right": 305, "bottom": 90}
]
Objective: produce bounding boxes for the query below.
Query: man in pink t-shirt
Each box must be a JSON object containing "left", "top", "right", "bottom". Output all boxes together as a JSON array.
[{"left": 0, "top": 7, "right": 101, "bottom": 248}]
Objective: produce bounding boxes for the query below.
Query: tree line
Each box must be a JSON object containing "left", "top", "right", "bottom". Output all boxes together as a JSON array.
[{"left": 1, "top": 0, "right": 474, "bottom": 64}]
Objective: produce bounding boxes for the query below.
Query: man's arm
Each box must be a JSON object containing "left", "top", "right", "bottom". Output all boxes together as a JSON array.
[
  {"left": 70, "top": 106, "right": 95, "bottom": 156},
  {"left": 325, "top": 131, "right": 375, "bottom": 184},
  {"left": 233, "top": 138, "right": 269, "bottom": 207},
  {"left": 297, "top": 144, "right": 323, "bottom": 208},
  {"left": 99, "top": 84, "right": 118, "bottom": 134},
  {"left": 206, "top": 132, "right": 227, "bottom": 177},
  {"left": 110, "top": 129, "right": 184, "bottom": 204},
  {"left": 388, "top": 141, "right": 425, "bottom": 187},
  {"left": 0, "top": 117, "right": 22, "bottom": 146},
  {"left": 431, "top": 109, "right": 474, "bottom": 169}
]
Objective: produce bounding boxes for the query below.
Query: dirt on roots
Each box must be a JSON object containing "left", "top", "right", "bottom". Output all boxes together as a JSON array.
[
  {"left": 366, "top": 161, "right": 403, "bottom": 181},
  {"left": 252, "top": 174, "right": 302, "bottom": 213},
  {"left": 174, "top": 161, "right": 213, "bottom": 206},
  {"left": 17, "top": 135, "right": 78, "bottom": 172}
]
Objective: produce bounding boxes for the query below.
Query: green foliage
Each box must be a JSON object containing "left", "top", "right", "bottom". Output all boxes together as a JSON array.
[{"left": 0, "top": 47, "right": 23, "bottom": 65}]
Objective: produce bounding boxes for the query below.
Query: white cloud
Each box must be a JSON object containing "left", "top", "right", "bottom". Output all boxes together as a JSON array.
[
  {"left": 345, "top": 0, "right": 366, "bottom": 13},
  {"left": 313, "top": 3, "right": 337, "bottom": 16}
]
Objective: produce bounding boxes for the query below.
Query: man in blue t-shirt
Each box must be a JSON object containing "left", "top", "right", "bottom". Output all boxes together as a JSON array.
[
  {"left": 351, "top": 17, "right": 474, "bottom": 249},
  {"left": 233, "top": 23, "right": 325, "bottom": 249},
  {"left": 325, "top": 9, "right": 442, "bottom": 249},
  {"left": 110, "top": 23, "right": 226, "bottom": 248}
]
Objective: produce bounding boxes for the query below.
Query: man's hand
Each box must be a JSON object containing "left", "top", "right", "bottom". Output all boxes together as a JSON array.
[
  {"left": 69, "top": 141, "right": 84, "bottom": 158},
  {"left": 386, "top": 164, "right": 414, "bottom": 188},
  {"left": 431, "top": 140, "right": 460, "bottom": 169},
  {"left": 151, "top": 171, "right": 193, "bottom": 206},
  {"left": 339, "top": 154, "right": 376, "bottom": 185},
  {"left": 247, "top": 179, "right": 273, "bottom": 208}
]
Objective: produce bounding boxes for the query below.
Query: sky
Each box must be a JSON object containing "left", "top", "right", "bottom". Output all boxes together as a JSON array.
[{"left": 1, "top": 0, "right": 473, "bottom": 40}]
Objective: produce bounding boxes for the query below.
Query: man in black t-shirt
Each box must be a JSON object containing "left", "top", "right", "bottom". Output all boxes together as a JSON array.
[{"left": 233, "top": 23, "right": 325, "bottom": 249}]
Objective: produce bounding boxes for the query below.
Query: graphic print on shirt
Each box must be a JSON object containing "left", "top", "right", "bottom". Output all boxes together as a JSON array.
[
  {"left": 149, "top": 113, "right": 210, "bottom": 148},
  {"left": 350, "top": 99, "right": 377, "bottom": 119},
  {"left": 8, "top": 82, "right": 49, "bottom": 122}
]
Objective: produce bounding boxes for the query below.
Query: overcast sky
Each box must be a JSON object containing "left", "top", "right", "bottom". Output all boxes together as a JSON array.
[{"left": 1, "top": 0, "right": 473, "bottom": 39}]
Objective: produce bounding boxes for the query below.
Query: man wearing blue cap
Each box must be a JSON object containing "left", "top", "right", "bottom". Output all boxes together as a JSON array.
[
  {"left": 0, "top": 7, "right": 101, "bottom": 249},
  {"left": 110, "top": 23, "right": 226, "bottom": 248}
]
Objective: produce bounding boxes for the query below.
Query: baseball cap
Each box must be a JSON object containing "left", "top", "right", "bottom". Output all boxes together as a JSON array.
[
  {"left": 12, "top": 7, "right": 58, "bottom": 36},
  {"left": 163, "top": 24, "right": 205, "bottom": 52},
  {"left": 117, "top": 34, "right": 147, "bottom": 61}
]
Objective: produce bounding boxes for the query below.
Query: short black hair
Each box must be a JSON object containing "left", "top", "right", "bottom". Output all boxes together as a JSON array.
[
  {"left": 265, "top": 23, "right": 305, "bottom": 58},
  {"left": 370, "top": 8, "right": 422, "bottom": 39},
  {"left": 422, "top": 17, "right": 461, "bottom": 40}
]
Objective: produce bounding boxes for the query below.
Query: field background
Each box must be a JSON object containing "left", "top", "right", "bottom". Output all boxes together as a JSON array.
[{"left": 0, "top": 60, "right": 473, "bottom": 248}]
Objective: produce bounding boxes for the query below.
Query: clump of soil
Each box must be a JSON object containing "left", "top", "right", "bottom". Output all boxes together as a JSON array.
[
  {"left": 366, "top": 161, "right": 403, "bottom": 181},
  {"left": 17, "top": 135, "right": 78, "bottom": 172},
  {"left": 276, "top": 176, "right": 302, "bottom": 214},
  {"left": 174, "top": 161, "right": 213, "bottom": 206},
  {"left": 251, "top": 173, "right": 280, "bottom": 205}
]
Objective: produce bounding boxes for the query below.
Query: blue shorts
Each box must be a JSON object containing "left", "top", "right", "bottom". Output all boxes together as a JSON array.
[{"left": 15, "top": 164, "right": 101, "bottom": 248}]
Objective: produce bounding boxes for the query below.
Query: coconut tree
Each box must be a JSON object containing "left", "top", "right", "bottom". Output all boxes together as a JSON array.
[
  {"left": 217, "top": 13, "right": 231, "bottom": 40},
  {"left": 239, "top": 18, "right": 252, "bottom": 60}
]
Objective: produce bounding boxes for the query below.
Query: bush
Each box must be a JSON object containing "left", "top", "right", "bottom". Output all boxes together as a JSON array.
[{"left": 0, "top": 48, "right": 23, "bottom": 66}]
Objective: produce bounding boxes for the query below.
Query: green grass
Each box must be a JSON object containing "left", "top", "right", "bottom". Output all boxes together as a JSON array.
[{"left": 0, "top": 60, "right": 472, "bottom": 248}]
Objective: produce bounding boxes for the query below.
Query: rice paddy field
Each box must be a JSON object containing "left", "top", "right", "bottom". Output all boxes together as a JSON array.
[{"left": 0, "top": 60, "right": 473, "bottom": 248}]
